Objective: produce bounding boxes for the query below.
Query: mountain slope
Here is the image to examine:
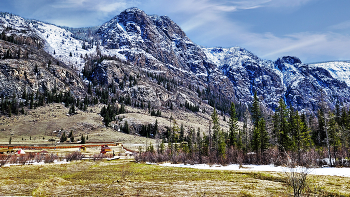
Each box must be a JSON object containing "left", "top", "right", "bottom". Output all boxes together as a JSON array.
[
  {"left": 0, "top": 12, "right": 85, "bottom": 97},
  {"left": 1, "top": 9, "right": 350, "bottom": 113},
  {"left": 203, "top": 47, "right": 350, "bottom": 110}
]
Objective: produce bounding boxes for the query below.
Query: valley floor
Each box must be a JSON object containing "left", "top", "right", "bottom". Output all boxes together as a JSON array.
[{"left": 0, "top": 160, "right": 349, "bottom": 196}]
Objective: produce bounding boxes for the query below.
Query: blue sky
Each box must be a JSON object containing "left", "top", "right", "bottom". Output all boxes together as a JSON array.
[{"left": 1, "top": 0, "right": 350, "bottom": 63}]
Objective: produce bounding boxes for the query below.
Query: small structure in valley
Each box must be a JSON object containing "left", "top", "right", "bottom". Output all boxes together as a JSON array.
[{"left": 100, "top": 145, "right": 111, "bottom": 154}]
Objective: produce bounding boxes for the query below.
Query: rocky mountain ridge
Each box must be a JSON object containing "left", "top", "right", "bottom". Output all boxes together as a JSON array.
[{"left": 1, "top": 8, "right": 350, "bottom": 113}]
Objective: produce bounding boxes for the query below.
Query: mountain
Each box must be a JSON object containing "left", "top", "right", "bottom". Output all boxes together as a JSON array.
[
  {"left": 1, "top": 8, "right": 350, "bottom": 113},
  {"left": 203, "top": 47, "right": 350, "bottom": 110},
  {"left": 0, "top": 12, "right": 85, "bottom": 97}
]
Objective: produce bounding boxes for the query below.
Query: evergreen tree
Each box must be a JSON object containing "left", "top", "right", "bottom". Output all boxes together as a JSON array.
[
  {"left": 171, "top": 119, "right": 180, "bottom": 143},
  {"left": 314, "top": 108, "right": 326, "bottom": 146},
  {"left": 251, "top": 91, "right": 260, "bottom": 127},
  {"left": 180, "top": 123, "right": 184, "bottom": 142},
  {"left": 259, "top": 118, "right": 269, "bottom": 154},
  {"left": 154, "top": 119, "right": 158, "bottom": 137},
  {"left": 328, "top": 113, "right": 341, "bottom": 159},
  {"left": 68, "top": 131, "right": 74, "bottom": 142},
  {"left": 60, "top": 131, "right": 67, "bottom": 142},
  {"left": 252, "top": 118, "right": 269, "bottom": 160},
  {"left": 218, "top": 129, "right": 227, "bottom": 158},
  {"left": 22, "top": 89, "right": 27, "bottom": 100},
  {"left": 88, "top": 82, "right": 92, "bottom": 95},
  {"left": 68, "top": 131, "right": 73, "bottom": 138},
  {"left": 69, "top": 104, "right": 76, "bottom": 115},
  {"left": 81, "top": 134, "right": 85, "bottom": 144},
  {"left": 300, "top": 113, "right": 313, "bottom": 149},
  {"left": 211, "top": 108, "right": 221, "bottom": 150},
  {"left": 123, "top": 121, "right": 129, "bottom": 134},
  {"left": 273, "top": 98, "right": 292, "bottom": 151},
  {"left": 228, "top": 102, "right": 238, "bottom": 147}
]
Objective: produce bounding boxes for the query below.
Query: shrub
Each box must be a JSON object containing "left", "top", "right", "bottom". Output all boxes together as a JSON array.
[
  {"left": 65, "top": 151, "right": 84, "bottom": 162},
  {"left": 44, "top": 154, "right": 58, "bottom": 163}
]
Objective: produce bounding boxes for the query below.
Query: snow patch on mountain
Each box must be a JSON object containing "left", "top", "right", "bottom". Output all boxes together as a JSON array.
[
  {"left": 30, "top": 21, "right": 89, "bottom": 70},
  {"left": 0, "top": 12, "right": 29, "bottom": 32},
  {"left": 309, "top": 61, "right": 350, "bottom": 86},
  {"left": 30, "top": 21, "right": 127, "bottom": 71}
]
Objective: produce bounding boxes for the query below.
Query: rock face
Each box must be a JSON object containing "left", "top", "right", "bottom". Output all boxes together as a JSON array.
[
  {"left": 0, "top": 12, "right": 85, "bottom": 98},
  {"left": 203, "top": 47, "right": 350, "bottom": 110},
  {"left": 1, "top": 8, "right": 350, "bottom": 112}
]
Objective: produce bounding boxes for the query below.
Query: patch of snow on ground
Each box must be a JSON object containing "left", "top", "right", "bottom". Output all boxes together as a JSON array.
[
  {"left": 155, "top": 163, "right": 350, "bottom": 177},
  {"left": 2, "top": 159, "right": 69, "bottom": 167}
]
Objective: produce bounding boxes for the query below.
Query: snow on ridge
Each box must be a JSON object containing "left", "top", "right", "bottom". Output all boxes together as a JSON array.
[
  {"left": 310, "top": 61, "right": 350, "bottom": 86},
  {"left": 31, "top": 21, "right": 91, "bottom": 71},
  {"left": 30, "top": 21, "right": 128, "bottom": 72}
]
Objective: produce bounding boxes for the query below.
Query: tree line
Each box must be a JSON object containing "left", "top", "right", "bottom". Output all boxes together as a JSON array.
[{"left": 137, "top": 91, "right": 350, "bottom": 167}]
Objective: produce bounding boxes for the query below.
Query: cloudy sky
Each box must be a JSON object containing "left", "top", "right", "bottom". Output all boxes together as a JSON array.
[{"left": 1, "top": 0, "right": 350, "bottom": 63}]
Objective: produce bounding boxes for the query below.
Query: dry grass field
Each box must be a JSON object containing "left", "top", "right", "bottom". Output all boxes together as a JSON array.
[{"left": 0, "top": 160, "right": 349, "bottom": 196}]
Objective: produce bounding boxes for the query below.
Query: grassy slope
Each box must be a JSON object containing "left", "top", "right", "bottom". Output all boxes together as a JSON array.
[
  {"left": 0, "top": 160, "right": 349, "bottom": 196},
  {"left": 0, "top": 103, "right": 157, "bottom": 147},
  {"left": 0, "top": 100, "right": 230, "bottom": 147}
]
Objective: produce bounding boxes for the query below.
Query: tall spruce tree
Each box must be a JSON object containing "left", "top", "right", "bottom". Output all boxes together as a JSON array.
[
  {"left": 211, "top": 108, "right": 221, "bottom": 150},
  {"left": 251, "top": 92, "right": 269, "bottom": 160},
  {"left": 228, "top": 102, "right": 238, "bottom": 147},
  {"left": 273, "top": 98, "right": 292, "bottom": 152}
]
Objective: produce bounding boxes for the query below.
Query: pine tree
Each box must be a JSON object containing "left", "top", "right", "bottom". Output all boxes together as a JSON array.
[
  {"left": 88, "top": 82, "right": 92, "bottom": 95},
  {"left": 154, "top": 119, "right": 158, "bottom": 137},
  {"left": 69, "top": 104, "right": 76, "bottom": 115},
  {"left": 328, "top": 113, "right": 341, "bottom": 160},
  {"left": 218, "top": 129, "right": 227, "bottom": 158},
  {"left": 300, "top": 113, "right": 313, "bottom": 149},
  {"left": 123, "top": 121, "right": 129, "bottom": 134},
  {"left": 22, "top": 89, "right": 27, "bottom": 100},
  {"left": 211, "top": 108, "right": 220, "bottom": 150},
  {"left": 251, "top": 91, "right": 260, "bottom": 127},
  {"left": 314, "top": 108, "right": 326, "bottom": 146},
  {"left": 252, "top": 118, "right": 269, "bottom": 161},
  {"left": 60, "top": 132, "right": 67, "bottom": 142},
  {"left": 228, "top": 102, "right": 238, "bottom": 147},
  {"left": 81, "top": 134, "right": 85, "bottom": 144},
  {"left": 68, "top": 130, "right": 73, "bottom": 138},
  {"left": 273, "top": 98, "right": 292, "bottom": 151},
  {"left": 258, "top": 118, "right": 269, "bottom": 155},
  {"left": 180, "top": 123, "right": 184, "bottom": 142},
  {"left": 250, "top": 92, "right": 269, "bottom": 161}
]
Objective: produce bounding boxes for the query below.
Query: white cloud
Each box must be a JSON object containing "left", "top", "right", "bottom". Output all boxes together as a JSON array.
[
  {"left": 265, "top": 0, "right": 315, "bottom": 7},
  {"left": 329, "top": 20, "right": 350, "bottom": 30},
  {"left": 51, "top": 0, "right": 132, "bottom": 13}
]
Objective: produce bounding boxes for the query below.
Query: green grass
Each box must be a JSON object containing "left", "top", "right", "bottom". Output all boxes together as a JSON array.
[{"left": 0, "top": 160, "right": 350, "bottom": 196}]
